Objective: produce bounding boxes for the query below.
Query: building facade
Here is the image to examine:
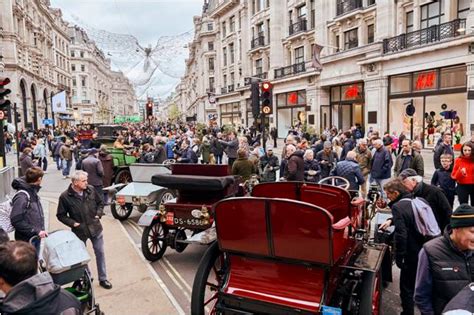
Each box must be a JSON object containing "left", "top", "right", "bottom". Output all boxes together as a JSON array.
[
  {"left": 111, "top": 70, "right": 137, "bottom": 119},
  {"left": 0, "top": 0, "right": 72, "bottom": 129},
  {"left": 178, "top": 0, "right": 474, "bottom": 145}
]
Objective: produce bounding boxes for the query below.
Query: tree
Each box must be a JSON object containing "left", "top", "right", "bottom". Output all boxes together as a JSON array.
[{"left": 167, "top": 103, "right": 182, "bottom": 122}]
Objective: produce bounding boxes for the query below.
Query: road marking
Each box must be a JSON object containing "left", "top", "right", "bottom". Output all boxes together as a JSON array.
[
  {"left": 128, "top": 221, "right": 193, "bottom": 296},
  {"left": 158, "top": 260, "right": 192, "bottom": 301},
  {"left": 117, "top": 223, "right": 185, "bottom": 315}
]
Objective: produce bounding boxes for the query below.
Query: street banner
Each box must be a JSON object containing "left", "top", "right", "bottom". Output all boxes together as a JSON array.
[
  {"left": 312, "top": 43, "right": 324, "bottom": 69},
  {"left": 52, "top": 91, "right": 67, "bottom": 113}
]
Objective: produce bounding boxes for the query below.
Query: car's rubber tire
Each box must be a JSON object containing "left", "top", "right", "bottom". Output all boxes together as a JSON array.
[
  {"left": 191, "top": 242, "right": 223, "bottom": 315},
  {"left": 141, "top": 221, "right": 168, "bottom": 261},
  {"left": 110, "top": 202, "right": 133, "bottom": 221},
  {"left": 114, "top": 168, "right": 132, "bottom": 184}
]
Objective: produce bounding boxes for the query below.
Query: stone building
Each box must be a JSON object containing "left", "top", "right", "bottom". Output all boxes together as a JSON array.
[
  {"left": 111, "top": 70, "right": 137, "bottom": 118},
  {"left": 0, "top": 0, "right": 72, "bottom": 129},
  {"left": 179, "top": 0, "right": 474, "bottom": 145}
]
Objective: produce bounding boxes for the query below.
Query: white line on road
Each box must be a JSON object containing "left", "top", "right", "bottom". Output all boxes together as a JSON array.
[
  {"left": 163, "top": 257, "right": 193, "bottom": 293},
  {"left": 118, "top": 223, "right": 185, "bottom": 315}
]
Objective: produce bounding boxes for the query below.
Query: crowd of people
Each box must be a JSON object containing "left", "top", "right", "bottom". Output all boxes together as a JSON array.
[{"left": 1, "top": 120, "right": 474, "bottom": 314}]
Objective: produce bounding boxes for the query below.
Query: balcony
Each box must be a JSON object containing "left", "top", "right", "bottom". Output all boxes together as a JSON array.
[
  {"left": 221, "top": 87, "right": 227, "bottom": 94},
  {"left": 255, "top": 72, "right": 268, "bottom": 80},
  {"left": 251, "top": 34, "right": 265, "bottom": 49},
  {"left": 289, "top": 19, "right": 307, "bottom": 36},
  {"left": 383, "top": 19, "right": 466, "bottom": 54},
  {"left": 274, "top": 62, "right": 306, "bottom": 79},
  {"left": 228, "top": 84, "right": 235, "bottom": 92},
  {"left": 336, "top": 0, "right": 363, "bottom": 17},
  {"left": 206, "top": 88, "right": 216, "bottom": 94},
  {"left": 207, "top": 0, "right": 239, "bottom": 18}
]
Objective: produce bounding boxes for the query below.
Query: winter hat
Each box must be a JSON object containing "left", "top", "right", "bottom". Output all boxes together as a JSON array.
[
  {"left": 451, "top": 204, "right": 474, "bottom": 229},
  {"left": 323, "top": 141, "right": 332, "bottom": 148},
  {"left": 398, "top": 168, "right": 418, "bottom": 180}
]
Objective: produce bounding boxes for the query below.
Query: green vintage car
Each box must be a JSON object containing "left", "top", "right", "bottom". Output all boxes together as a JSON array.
[{"left": 96, "top": 125, "right": 138, "bottom": 184}]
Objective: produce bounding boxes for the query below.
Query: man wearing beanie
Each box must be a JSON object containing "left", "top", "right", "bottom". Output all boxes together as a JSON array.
[{"left": 414, "top": 204, "right": 474, "bottom": 315}]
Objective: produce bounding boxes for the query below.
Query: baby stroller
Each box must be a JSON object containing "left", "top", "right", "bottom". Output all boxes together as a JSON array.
[{"left": 33, "top": 230, "right": 103, "bottom": 314}]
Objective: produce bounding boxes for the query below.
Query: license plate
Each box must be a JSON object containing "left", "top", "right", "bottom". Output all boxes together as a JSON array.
[
  {"left": 172, "top": 217, "right": 207, "bottom": 227},
  {"left": 165, "top": 212, "right": 174, "bottom": 225}
]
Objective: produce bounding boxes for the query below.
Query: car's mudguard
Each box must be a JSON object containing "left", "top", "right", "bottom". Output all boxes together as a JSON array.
[
  {"left": 103, "top": 183, "right": 127, "bottom": 192},
  {"left": 138, "top": 209, "right": 159, "bottom": 226}
]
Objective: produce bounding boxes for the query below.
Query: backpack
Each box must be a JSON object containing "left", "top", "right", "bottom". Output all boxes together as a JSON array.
[
  {"left": 0, "top": 190, "right": 31, "bottom": 233},
  {"left": 402, "top": 197, "right": 441, "bottom": 239}
]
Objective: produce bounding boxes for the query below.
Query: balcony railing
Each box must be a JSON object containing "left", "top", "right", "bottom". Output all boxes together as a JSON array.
[
  {"left": 251, "top": 35, "right": 266, "bottom": 49},
  {"left": 255, "top": 72, "right": 268, "bottom": 79},
  {"left": 274, "top": 62, "right": 306, "bottom": 79},
  {"left": 383, "top": 19, "right": 466, "bottom": 54},
  {"left": 228, "top": 84, "right": 235, "bottom": 92},
  {"left": 221, "top": 87, "right": 227, "bottom": 94},
  {"left": 336, "top": 0, "right": 363, "bottom": 17},
  {"left": 289, "top": 19, "right": 307, "bottom": 36}
]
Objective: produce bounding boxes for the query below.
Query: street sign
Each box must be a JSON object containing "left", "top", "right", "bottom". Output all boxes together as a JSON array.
[{"left": 42, "top": 118, "right": 54, "bottom": 125}]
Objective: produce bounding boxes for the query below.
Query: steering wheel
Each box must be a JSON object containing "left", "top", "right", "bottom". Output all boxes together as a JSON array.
[
  {"left": 318, "top": 176, "right": 350, "bottom": 190},
  {"left": 163, "top": 159, "right": 176, "bottom": 165}
]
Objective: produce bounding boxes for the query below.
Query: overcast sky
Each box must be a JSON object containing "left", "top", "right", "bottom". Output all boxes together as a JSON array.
[{"left": 50, "top": 0, "right": 203, "bottom": 46}]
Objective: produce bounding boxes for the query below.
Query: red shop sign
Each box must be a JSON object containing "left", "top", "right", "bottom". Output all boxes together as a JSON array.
[{"left": 415, "top": 71, "right": 436, "bottom": 90}]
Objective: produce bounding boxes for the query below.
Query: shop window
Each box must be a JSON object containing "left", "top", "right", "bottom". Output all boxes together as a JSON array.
[
  {"left": 298, "top": 91, "right": 306, "bottom": 104},
  {"left": 458, "top": 0, "right": 470, "bottom": 19},
  {"left": 331, "top": 87, "right": 340, "bottom": 101},
  {"left": 413, "top": 70, "right": 438, "bottom": 91},
  {"left": 390, "top": 75, "right": 411, "bottom": 94},
  {"left": 367, "top": 24, "right": 374, "bottom": 44},
  {"left": 421, "top": 0, "right": 444, "bottom": 29},
  {"left": 440, "top": 66, "right": 467, "bottom": 89},
  {"left": 288, "top": 92, "right": 298, "bottom": 105},
  {"left": 342, "top": 83, "right": 363, "bottom": 100},
  {"left": 277, "top": 93, "right": 286, "bottom": 106},
  {"left": 344, "top": 28, "right": 358, "bottom": 50}
]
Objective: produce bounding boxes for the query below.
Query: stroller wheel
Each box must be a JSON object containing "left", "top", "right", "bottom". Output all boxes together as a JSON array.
[{"left": 71, "top": 271, "right": 93, "bottom": 311}]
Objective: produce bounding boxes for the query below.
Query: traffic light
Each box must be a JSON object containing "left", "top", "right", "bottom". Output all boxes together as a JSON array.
[
  {"left": 146, "top": 101, "right": 153, "bottom": 118},
  {"left": 0, "top": 78, "right": 11, "bottom": 112},
  {"left": 260, "top": 81, "right": 273, "bottom": 115},
  {"left": 251, "top": 81, "right": 260, "bottom": 119}
]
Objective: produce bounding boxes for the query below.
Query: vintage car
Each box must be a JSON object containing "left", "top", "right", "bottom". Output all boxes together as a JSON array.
[
  {"left": 191, "top": 181, "right": 387, "bottom": 315},
  {"left": 107, "top": 163, "right": 176, "bottom": 221},
  {"left": 138, "top": 164, "right": 241, "bottom": 261}
]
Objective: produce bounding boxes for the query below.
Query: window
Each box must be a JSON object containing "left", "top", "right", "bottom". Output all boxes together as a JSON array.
[
  {"left": 440, "top": 66, "right": 467, "bottom": 89},
  {"left": 80, "top": 51, "right": 84, "bottom": 58},
  {"left": 82, "top": 91, "right": 87, "bottom": 98},
  {"left": 223, "top": 74, "right": 227, "bottom": 87},
  {"left": 223, "top": 47, "right": 227, "bottom": 66},
  {"left": 238, "top": 11, "right": 241, "bottom": 30},
  {"left": 458, "top": 0, "right": 470, "bottom": 19},
  {"left": 72, "top": 78, "right": 77, "bottom": 86},
  {"left": 208, "top": 41, "right": 214, "bottom": 51},
  {"left": 297, "top": 5, "right": 307, "bottom": 20},
  {"left": 209, "top": 77, "right": 215, "bottom": 91},
  {"left": 344, "top": 28, "right": 358, "bottom": 50},
  {"left": 209, "top": 57, "right": 215, "bottom": 71},
  {"left": 258, "top": 0, "right": 265, "bottom": 11},
  {"left": 222, "top": 21, "right": 227, "bottom": 37},
  {"left": 288, "top": 10, "right": 293, "bottom": 26},
  {"left": 335, "top": 35, "right": 340, "bottom": 52},
  {"left": 207, "top": 22, "right": 213, "bottom": 31},
  {"left": 230, "top": 72, "right": 235, "bottom": 84},
  {"left": 267, "top": 19, "right": 271, "bottom": 42},
  {"left": 390, "top": 75, "right": 411, "bottom": 94},
  {"left": 311, "top": 7, "right": 315, "bottom": 29},
  {"left": 368, "top": 24, "right": 374, "bottom": 43},
  {"left": 229, "top": 43, "right": 235, "bottom": 64},
  {"left": 255, "top": 58, "right": 263, "bottom": 74},
  {"left": 294, "top": 46, "right": 304, "bottom": 64},
  {"left": 81, "top": 77, "right": 86, "bottom": 87},
  {"left": 71, "top": 64, "right": 76, "bottom": 71},
  {"left": 71, "top": 50, "right": 75, "bottom": 57},
  {"left": 406, "top": 11, "right": 414, "bottom": 33},
  {"left": 230, "top": 16, "right": 235, "bottom": 32},
  {"left": 81, "top": 65, "right": 85, "bottom": 72},
  {"left": 421, "top": 0, "right": 444, "bottom": 29}
]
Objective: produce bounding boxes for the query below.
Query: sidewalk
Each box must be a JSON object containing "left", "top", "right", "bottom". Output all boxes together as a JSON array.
[{"left": 45, "top": 198, "right": 180, "bottom": 315}]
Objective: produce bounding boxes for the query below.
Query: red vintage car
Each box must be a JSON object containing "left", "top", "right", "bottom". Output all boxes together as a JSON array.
[
  {"left": 191, "top": 181, "right": 388, "bottom": 315},
  {"left": 138, "top": 164, "right": 241, "bottom": 261}
]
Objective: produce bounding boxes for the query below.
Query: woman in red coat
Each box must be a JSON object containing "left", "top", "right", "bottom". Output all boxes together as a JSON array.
[{"left": 452, "top": 142, "right": 474, "bottom": 205}]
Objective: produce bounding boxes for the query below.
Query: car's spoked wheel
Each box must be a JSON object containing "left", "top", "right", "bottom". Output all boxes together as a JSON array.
[
  {"left": 371, "top": 271, "right": 382, "bottom": 315},
  {"left": 141, "top": 221, "right": 168, "bottom": 261},
  {"left": 157, "top": 189, "right": 176, "bottom": 206},
  {"left": 110, "top": 202, "right": 133, "bottom": 220},
  {"left": 191, "top": 242, "right": 225, "bottom": 315},
  {"left": 115, "top": 169, "right": 132, "bottom": 184}
]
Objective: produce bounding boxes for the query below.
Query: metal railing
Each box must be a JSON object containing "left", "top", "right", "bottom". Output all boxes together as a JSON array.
[
  {"left": 221, "top": 87, "right": 227, "bottom": 94},
  {"left": 289, "top": 19, "right": 307, "bottom": 36},
  {"left": 336, "top": 0, "right": 363, "bottom": 17},
  {"left": 251, "top": 34, "right": 265, "bottom": 49},
  {"left": 228, "top": 84, "right": 235, "bottom": 92},
  {"left": 274, "top": 62, "right": 306, "bottom": 79},
  {"left": 383, "top": 19, "right": 466, "bottom": 54},
  {"left": 255, "top": 72, "right": 268, "bottom": 79}
]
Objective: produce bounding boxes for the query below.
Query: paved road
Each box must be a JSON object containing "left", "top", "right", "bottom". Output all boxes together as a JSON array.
[{"left": 4, "top": 147, "right": 441, "bottom": 314}]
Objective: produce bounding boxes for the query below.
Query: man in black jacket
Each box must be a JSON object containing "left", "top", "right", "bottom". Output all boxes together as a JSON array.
[
  {"left": 384, "top": 178, "right": 426, "bottom": 315},
  {"left": 399, "top": 168, "right": 452, "bottom": 231},
  {"left": 433, "top": 132, "right": 454, "bottom": 170},
  {"left": 0, "top": 241, "right": 82, "bottom": 315},
  {"left": 10, "top": 167, "right": 47, "bottom": 254},
  {"left": 415, "top": 204, "right": 474, "bottom": 315},
  {"left": 57, "top": 170, "right": 112, "bottom": 290}
]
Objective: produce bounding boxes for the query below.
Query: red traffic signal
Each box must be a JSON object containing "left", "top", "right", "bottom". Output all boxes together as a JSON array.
[
  {"left": 146, "top": 101, "right": 153, "bottom": 118},
  {"left": 0, "top": 77, "right": 11, "bottom": 110}
]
